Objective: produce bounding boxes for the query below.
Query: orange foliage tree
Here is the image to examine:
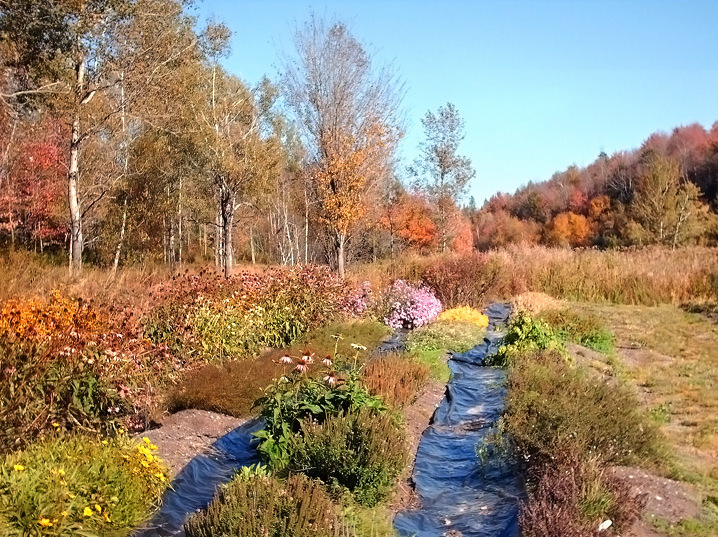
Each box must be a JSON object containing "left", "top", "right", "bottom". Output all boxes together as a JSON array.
[{"left": 546, "top": 211, "right": 592, "bottom": 247}]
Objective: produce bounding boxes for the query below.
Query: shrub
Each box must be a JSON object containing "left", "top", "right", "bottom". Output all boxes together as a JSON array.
[
  {"left": 437, "top": 306, "right": 489, "bottom": 328},
  {"left": 144, "top": 266, "right": 351, "bottom": 361},
  {"left": 538, "top": 308, "right": 614, "bottom": 353},
  {"left": 361, "top": 354, "right": 430, "bottom": 408},
  {"left": 520, "top": 456, "right": 643, "bottom": 537},
  {"left": 486, "top": 311, "right": 564, "bottom": 366},
  {"left": 378, "top": 280, "right": 442, "bottom": 330},
  {"left": 503, "top": 350, "right": 660, "bottom": 466},
  {"left": 184, "top": 473, "right": 342, "bottom": 537},
  {"left": 422, "top": 253, "right": 508, "bottom": 307},
  {"left": 253, "top": 370, "right": 386, "bottom": 470},
  {"left": 288, "top": 409, "right": 407, "bottom": 507},
  {"left": 0, "top": 433, "right": 168, "bottom": 536}
]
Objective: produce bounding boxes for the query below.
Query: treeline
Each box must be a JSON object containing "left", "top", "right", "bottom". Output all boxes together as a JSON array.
[
  {"left": 472, "top": 123, "right": 718, "bottom": 249},
  {"left": 0, "top": 2, "right": 477, "bottom": 277}
]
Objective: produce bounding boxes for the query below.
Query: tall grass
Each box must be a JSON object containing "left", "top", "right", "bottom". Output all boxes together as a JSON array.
[{"left": 352, "top": 246, "right": 718, "bottom": 306}]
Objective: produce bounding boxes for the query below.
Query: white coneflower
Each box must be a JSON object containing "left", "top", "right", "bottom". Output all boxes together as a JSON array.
[
  {"left": 322, "top": 355, "right": 333, "bottom": 367},
  {"left": 323, "top": 372, "right": 337, "bottom": 386},
  {"left": 280, "top": 353, "right": 293, "bottom": 364},
  {"left": 350, "top": 343, "right": 367, "bottom": 351}
]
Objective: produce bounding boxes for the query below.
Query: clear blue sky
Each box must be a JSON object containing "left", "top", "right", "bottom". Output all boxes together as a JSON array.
[{"left": 196, "top": 0, "right": 718, "bottom": 205}]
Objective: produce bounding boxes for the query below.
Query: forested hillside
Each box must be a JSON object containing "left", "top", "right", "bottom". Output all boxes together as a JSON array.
[{"left": 472, "top": 123, "right": 718, "bottom": 249}]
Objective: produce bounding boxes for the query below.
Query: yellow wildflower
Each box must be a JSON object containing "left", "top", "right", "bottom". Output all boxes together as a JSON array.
[
  {"left": 61, "top": 511, "right": 68, "bottom": 517},
  {"left": 38, "top": 518, "right": 53, "bottom": 527},
  {"left": 103, "top": 512, "right": 112, "bottom": 523},
  {"left": 83, "top": 507, "right": 93, "bottom": 517},
  {"left": 52, "top": 422, "right": 60, "bottom": 428},
  {"left": 13, "top": 464, "right": 24, "bottom": 472},
  {"left": 95, "top": 504, "right": 102, "bottom": 512},
  {"left": 68, "top": 493, "right": 76, "bottom": 499}
]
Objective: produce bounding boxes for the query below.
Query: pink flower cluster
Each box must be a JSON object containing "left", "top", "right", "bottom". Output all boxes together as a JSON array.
[
  {"left": 342, "top": 280, "right": 373, "bottom": 316},
  {"left": 384, "top": 280, "right": 442, "bottom": 330}
]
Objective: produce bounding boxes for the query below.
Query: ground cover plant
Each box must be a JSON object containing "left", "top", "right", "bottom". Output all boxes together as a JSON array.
[
  {"left": 288, "top": 409, "right": 407, "bottom": 506},
  {"left": 184, "top": 473, "right": 342, "bottom": 537},
  {"left": 361, "top": 353, "right": 429, "bottom": 408},
  {"left": 165, "top": 319, "right": 390, "bottom": 418},
  {"left": 537, "top": 308, "right": 615, "bottom": 354},
  {"left": 0, "top": 433, "right": 168, "bottom": 536}
]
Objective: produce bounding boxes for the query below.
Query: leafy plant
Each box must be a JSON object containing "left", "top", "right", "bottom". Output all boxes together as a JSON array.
[
  {"left": 288, "top": 409, "right": 407, "bottom": 507},
  {"left": 486, "top": 311, "right": 564, "bottom": 366},
  {"left": 0, "top": 433, "right": 168, "bottom": 536},
  {"left": 253, "top": 368, "right": 386, "bottom": 470},
  {"left": 538, "top": 308, "right": 614, "bottom": 354},
  {"left": 184, "top": 473, "right": 342, "bottom": 537}
]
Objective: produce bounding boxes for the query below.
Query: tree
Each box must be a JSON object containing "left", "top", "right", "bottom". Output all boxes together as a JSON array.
[
  {"left": 411, "top": 102, "right": 475, "bottom": 251},
  {"left": 282, "top": 15, "right": 402, "bottom": 278},
  {"left": 629, "top": 152, "right": 710, "bottom": 248}
]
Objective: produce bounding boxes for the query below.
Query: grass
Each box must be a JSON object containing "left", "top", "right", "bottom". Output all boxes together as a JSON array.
[
  {"left": 405, "top": 320, "right": 487, "bottom": 380},
  {"left": 538, "top": 308, "right": 615, "bottom": 354},
  {"left": 569, "top": 302, "right": 718, "bottom": 534},
  {"left": 351, "top": 245, "right": 718, "bottom": 306}
]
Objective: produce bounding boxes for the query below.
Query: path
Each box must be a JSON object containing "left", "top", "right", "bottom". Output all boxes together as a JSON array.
[{"left": 394, "top": 302, "right": 523, "bottom": 537}]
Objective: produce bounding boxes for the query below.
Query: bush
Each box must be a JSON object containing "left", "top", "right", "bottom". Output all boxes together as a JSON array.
[
  {"left": 0, "top": 433, "right": 168, "bottom": 536},
  {"left": 422, "top": 253, "right": 508, "bottom": 307},
  {"left": 361, "top": 354, "right": 429, "bottom": 408},
  {"left": 504, "top": 350, "right": 660, "bottom": 465},
  {"left": 253, "top": 370, "right": 386, "bottom": 470},
  {"left": 144, "top": 266, "right": 351, "bottom": 361},
  {"left": 520, "top": 456, "right": 643, "bottom": 537},
  {"left": 184, "top": 473, "right": 342, "bottom": 537},
  {"left": 486, "top": 311, "right": 564, "bottom": 367},
  {"left": 378, "top": 280, "right": 442, "bottom": 330},
  {"left": 288, "top": 409, "right": 407, "bottom": 507},
  {"left": 538, "top": 308, "right": 614, "bottom": 354}
]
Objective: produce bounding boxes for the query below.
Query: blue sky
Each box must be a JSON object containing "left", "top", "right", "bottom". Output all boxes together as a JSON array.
[{"left": 196, "top": 0, "right": 718, "bottom": 205}]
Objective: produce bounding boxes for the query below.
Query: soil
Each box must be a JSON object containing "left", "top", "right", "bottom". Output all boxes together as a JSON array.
[
  {"left": 610, "top": 466, "right": 703, "bottom": 537},
  {"left": 140, "top": 409, "right": 246, "bottom": 477},
  {"left": 390, "top": 377, "right": 447, "bottom": 512}
]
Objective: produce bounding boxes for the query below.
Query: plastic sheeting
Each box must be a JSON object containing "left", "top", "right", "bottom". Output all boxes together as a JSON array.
[
  {"left": 133, "top": 419, "right": 264, "bottom": 537},
  {"left": 394, "top": 302, "right": 524, "bottom": 537}
]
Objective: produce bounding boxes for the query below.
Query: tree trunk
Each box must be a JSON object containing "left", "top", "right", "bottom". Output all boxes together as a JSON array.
[
  {"left": 337, "top": 232, "right": 346, "bottom": 279},
  {"left": 222, "top": 190, "right": 234, "bottom": 278},
  {"left": 68, "top": 56, "right": 86, "bottom": 276},
  {"left": 111, "top": 197, "right": 128, "bottom": 275},
  {"left": 250, "top": 226, "right": 256, "bottom": 264}
]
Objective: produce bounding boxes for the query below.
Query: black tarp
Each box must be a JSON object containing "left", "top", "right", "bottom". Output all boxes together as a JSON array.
[
  {"left": 133, "top": 419, "right": 263, "bottom": 536},
  {"left": 394, "top": 302, "right": 523, "bottom": 537}
]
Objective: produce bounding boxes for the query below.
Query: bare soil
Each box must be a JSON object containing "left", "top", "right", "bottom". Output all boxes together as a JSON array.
[{"left": 141, "top": 409, "right": 246, "bottom": 477}]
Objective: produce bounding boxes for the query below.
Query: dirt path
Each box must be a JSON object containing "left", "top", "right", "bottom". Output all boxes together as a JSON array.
[{"left": 141, "top": 409, "right": 246, "bottom": 477}]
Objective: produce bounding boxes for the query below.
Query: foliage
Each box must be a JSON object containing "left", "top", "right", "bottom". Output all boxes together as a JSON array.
[
  {"left": 144, "top": 266, "right": 350, "bottom": 360},
  {"left": 253, "top": 368, "right": 386, "bottom": 470},
  {"left": 379, "top": 279, "right": 442, "bottom": 329},
  {"left": 361, "top": 353, "right": 429, "bottom": 408},
  {"left": 184, "top": 473, "right": 342, "bottom": 537},
  {"left": 486, "top": 311, "right": 564, "bottom": 366},
  {"left": 0, "top": 290, "right": 174, "bottom": 451},
  {"left": 421, "top": 253, "right": 506, "bottom": 307},
  {"left": 502, "top": 350, "right": 660, "bottom": 466},
  {"left": 0, "top": 433, "right": 168, "bottom": 536},
  {"left": 437, "top": 306, "right": 489, "bottom": 327},
  {"left": 538, "top": 308, "right": 614, "bottom": 353},
  {"left": 288, "top": 409, "right": 407, "bottom": 507}
]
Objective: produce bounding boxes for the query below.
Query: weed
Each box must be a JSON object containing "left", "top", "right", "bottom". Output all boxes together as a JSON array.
[
  {"left": 361, "top": 353, "right": 429, "bottom": 408},
  {"left": 538, "top": 308, "right": 615, "bottom": 353}
]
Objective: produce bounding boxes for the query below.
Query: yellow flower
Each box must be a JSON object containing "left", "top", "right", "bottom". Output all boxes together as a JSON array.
[
  {"left": 154, "top": 472, "right": 166, "bottom": 481},
  {"left": 95, "top": 504, "right": 102, "bottom": 512},
  {"left": 52, "top": 422, "right": 60, "bottom": 428},
  {"left": 38, "top": 518, "right": 53, "bottom": 527},
  {"left": 83, "top": 507, "right": 94, "bottom": 517},
  {"left": 103, "top": 512, "right": 112, "bottom": 523},
  {"left": 68, "top": 493, "right": 76, "bottom": 499},
  {"left": 13, "top": 464, "right": 24, "bottom": 472},
  {"left": 61, "top": 511, "right": 68, "bottom": 517}
]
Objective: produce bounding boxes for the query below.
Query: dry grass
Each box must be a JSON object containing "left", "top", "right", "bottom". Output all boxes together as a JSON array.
[
  {"left": 352, "top": 246, "right": 718, "bottom": 306},
  {"left": 361, "top": 353, "right": 430, "bottom": 408},
  {"left": 572, "top": 302, "right": 718, "bottom": 532}
]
